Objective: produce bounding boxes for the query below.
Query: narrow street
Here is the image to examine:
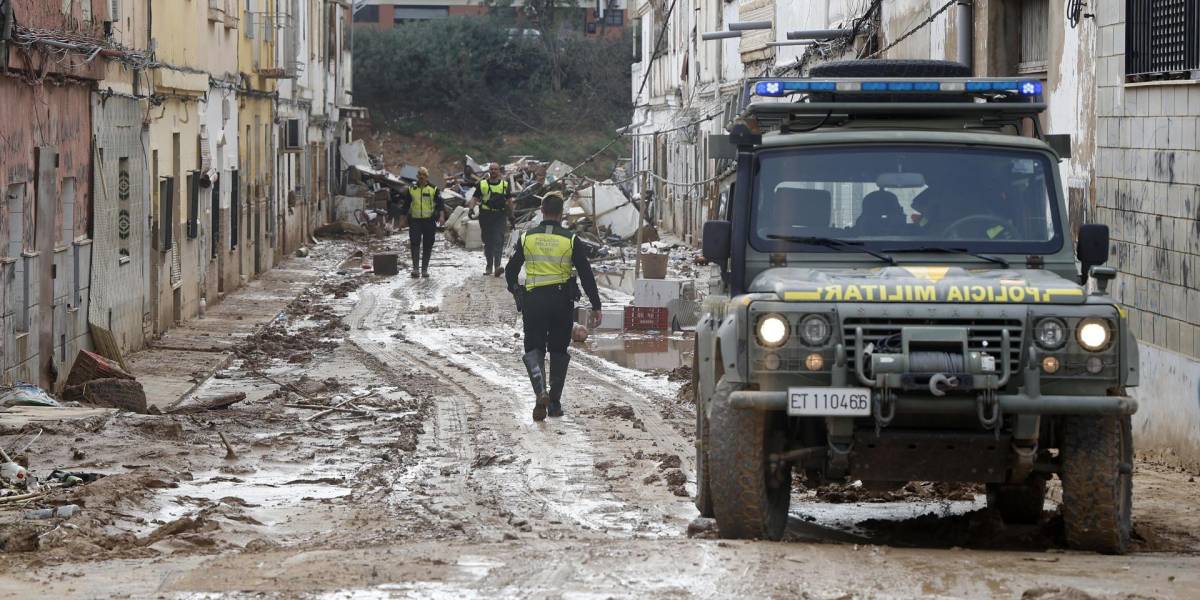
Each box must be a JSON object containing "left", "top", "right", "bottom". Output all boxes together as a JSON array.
[{"left": 2, "top": 238, "right": 1199, "bottom": 598}]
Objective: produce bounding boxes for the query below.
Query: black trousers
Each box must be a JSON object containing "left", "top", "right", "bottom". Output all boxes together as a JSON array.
[
  {"left": 409, "top": 218, "right": 436, "bottom": 271},
  {"left": 522, "top": 286, "right": 573, "bottom": 355},
  {"left": 479, "top": 210, "right": 508, "bottom": 269}
]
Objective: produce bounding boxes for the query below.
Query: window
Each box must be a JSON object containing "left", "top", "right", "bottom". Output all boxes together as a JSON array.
[
  {"left": 353, "top": 5, "right": 379, "bottom": 23},
  {"left": 749, "top": 146, "right": 1062, "bottom": 256},
  {"left": 60, "top": 177, "right": 76, "bottom": 247},
  {"left": 159, "top": 176, "right": 175, "bottom": 250},
  {"left": 1126, "top": 0, "right": 1200, "bottom": 80},
  {"left": 284, "top": 118, "right": 302, "bottom": 150},
  {"left": 1018, "top": 0, "right": 1048, "bottom": 74},
  {"left": 4, "top": 184, "right": 21, "bottom": 260},
  {"left": 211, "top": 178, "right": 221, "bottom": 259},
  {"left": 632, "top": 17, "right": 642, "bottom": 62},
  {"left": 118, "top": 157, "right": 131, "bottom": 258},
  {"left": 393, "top": 6, "right": 447, "bottom": 25},
  {"left": 605, "top": 9, "right": 624, "bottom": 26},
  {"left": 230, "top": 170, "right": 240, "bottom": 249},
  {"left": 187, "top": 172, "right": 200, "bottom": 239}
]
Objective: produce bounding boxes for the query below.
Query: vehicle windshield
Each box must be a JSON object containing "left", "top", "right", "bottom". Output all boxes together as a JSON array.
[{"left": 750, "top": 145, "right": 1064, "bottom": 255}]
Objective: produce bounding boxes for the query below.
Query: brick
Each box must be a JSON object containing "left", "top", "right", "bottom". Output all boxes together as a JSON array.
[{"left": 1182, "top": 323, "right": 1195, "bottom": 357}]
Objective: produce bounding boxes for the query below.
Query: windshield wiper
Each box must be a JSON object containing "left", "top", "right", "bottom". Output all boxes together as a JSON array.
[
  {"left": 882, "top": 246, "right": 1011, "bottom": 269},
  {"left": 768, "top": 235, "right": 897, "bottom": 265}
]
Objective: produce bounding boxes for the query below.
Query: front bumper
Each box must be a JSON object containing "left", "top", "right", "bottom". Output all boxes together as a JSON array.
[{"left": 729, "top": 390, "right": 1137, "bottom": 415}]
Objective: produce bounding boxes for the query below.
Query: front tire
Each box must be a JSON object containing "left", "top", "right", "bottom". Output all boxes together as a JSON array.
[
  {"left": 1060, "top": 415, "right": 1133, "bottom": 554},
  {"left": 708, "top": 377, "right": 790, "bottom": 540}
]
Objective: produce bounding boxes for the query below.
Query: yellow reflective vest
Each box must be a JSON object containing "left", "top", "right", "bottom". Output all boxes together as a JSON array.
[
  {"left": 479, "top": 179, "right": 509, "bottom": 211},
  {"left": 522, "top": 224, "right": 574, "bottom": 290},
  {"left": 408, "top": 185, "right": 437, "bottom": 219}
]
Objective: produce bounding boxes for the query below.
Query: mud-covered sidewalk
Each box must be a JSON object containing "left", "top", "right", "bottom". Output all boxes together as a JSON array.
[{"left": 2, "top": 238, "right": 1200, "bottom": 599}]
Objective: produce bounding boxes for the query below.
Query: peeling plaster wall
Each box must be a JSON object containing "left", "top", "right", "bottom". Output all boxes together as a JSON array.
[{"left": 0, "top": 81, "right": 94, "bottom": 388}]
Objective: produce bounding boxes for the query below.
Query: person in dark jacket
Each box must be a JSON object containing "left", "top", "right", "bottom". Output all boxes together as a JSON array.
[
  {"left": 402, "top": 167, "right": 445, "bottom": 278},
  {"left": 505, "top": 192, "right": 602, "bottom": 421}
]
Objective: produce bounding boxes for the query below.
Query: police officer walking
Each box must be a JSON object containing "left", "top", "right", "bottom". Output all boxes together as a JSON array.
[
  {"left": 505, "top": 192, "right": 602, "bottom": 421},
  {"left": 403, "top": 167, "right": 444, "bottom": 278},
  {"left": 469, "top": 162, "right": 513, "bottom": 277}
]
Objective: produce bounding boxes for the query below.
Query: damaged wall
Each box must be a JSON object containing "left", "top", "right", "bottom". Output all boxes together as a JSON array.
[
  {"left": 0, "top": 78, "right": 95, "bottom": 390},
  {"left": 90, "top": 94, "right": 151, "bottom": 356}
]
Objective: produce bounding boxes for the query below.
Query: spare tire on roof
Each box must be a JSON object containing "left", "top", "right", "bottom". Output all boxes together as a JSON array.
[{"left": 810, "top": 59, "right": 971, "bottom": 78}]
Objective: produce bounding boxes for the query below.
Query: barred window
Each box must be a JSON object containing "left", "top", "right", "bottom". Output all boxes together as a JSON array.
[{"left": 1125, "top": 0, "right": 1200, "bottom": 81}]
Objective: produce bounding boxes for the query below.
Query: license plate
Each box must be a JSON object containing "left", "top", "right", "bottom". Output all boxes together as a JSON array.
[{"left": 787, "top": 387, "right": 872, "bottom": 416}]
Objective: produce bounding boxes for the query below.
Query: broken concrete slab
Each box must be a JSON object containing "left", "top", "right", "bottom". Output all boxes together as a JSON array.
[{"left": 0, "top": 406, "right": 116, "bottom": 431}]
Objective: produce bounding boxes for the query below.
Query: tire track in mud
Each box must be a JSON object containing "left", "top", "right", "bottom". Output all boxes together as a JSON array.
[{"left": 347, "top": 242, "right": 697, "bottom": 540}]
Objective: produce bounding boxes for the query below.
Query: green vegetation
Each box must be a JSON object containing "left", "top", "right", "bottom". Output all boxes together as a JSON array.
[{"left": 353, "top": 15, "right": 632, "bottom": 147}]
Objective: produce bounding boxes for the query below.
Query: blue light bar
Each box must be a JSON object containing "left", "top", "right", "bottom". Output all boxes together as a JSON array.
[
  {"left": 753, "top": 78, "right": 1041, "bottom": 97},
  {"left": 754, "top": 81, "right": 837, "bottom": 96},
  {"left": 965, "top": 80, "right": 1043, "bottom": 95}
]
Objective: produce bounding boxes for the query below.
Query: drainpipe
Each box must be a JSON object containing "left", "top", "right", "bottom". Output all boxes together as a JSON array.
[{"left": 956, "top": 0, "right": 973, "bottom": 72}]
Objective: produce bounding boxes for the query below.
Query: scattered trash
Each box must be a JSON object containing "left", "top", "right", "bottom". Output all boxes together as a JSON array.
[
  {"left": 1, "top": 462, "right": 28, "bottom": 487},
  {"left": 167, "top": 392, "right": 247, "bottom": 414},
  {"left": 0, "top": 384, "right": 59, "bottom": 408},
  {"left": 23, "top": 504, "right": 80, "bottom": 520}
]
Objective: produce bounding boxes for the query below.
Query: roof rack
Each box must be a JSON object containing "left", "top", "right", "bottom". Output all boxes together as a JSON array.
[{"left": 734, "top": 76, "right": 1046, "bottom": 132}]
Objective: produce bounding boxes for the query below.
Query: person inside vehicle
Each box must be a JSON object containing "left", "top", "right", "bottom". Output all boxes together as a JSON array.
[{"left": 853, "top": 190, "right": 907, "bottom": 236}]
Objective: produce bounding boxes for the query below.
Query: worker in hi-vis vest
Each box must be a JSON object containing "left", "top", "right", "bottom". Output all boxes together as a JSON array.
[
  {"left": 504, "top": 192, "right": 602, "bottom": 421},
  {"left": 402, "top": 167, "right": 445, "bottom": 278},
  {"left": 469, "top": 162, "right": 514, "bottom": 277}
]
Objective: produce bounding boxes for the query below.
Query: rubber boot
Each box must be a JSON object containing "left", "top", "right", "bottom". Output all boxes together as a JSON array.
[
  {"left": 523, "top": 350, "right": 549, "bottom": 421},
  {"left": 547, "top": 352, "right": 570, "bottom": 417}
]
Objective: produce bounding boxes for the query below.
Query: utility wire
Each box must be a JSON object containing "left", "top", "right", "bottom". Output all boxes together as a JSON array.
[{"left": 551, "top": 0, "right": 681, "bottom": 183}]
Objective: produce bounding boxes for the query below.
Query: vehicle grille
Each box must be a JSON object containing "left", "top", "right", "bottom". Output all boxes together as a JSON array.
[{"left": 842, "top": 317, "right": 1024, "bottom": 375}]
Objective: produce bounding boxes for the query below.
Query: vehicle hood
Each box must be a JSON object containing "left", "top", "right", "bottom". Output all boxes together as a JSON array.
[{"left": 750, "top": 266, "right": 1086, "bottom": 304}]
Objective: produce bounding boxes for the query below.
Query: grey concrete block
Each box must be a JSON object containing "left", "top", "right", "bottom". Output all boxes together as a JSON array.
[
  {"left": 1188, "top": 288, "right": 1200, "bottom": 325},
  {"left": 1182, "top": 323, "right": 1196, "bottom": 357},
  {"left": 1168, "top": 317, "right": 1182, "bottom": 352}
]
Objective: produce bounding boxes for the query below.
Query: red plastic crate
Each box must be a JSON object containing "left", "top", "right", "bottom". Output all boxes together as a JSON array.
[{"left": 624, "top": 306, "right": 669, "bottom": 331}]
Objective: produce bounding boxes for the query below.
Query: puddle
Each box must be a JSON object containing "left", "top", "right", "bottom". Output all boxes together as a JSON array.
[
  {"left": 153, "top": 466, "right": 351, "bottom": 530},
  {"left": 584, "top": 334, "right": 692, "bottom": 373},
  {"left": 790, "top": 496, "right": 986, "bottom": 539}
]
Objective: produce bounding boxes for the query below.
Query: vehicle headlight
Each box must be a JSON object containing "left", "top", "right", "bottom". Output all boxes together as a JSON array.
[
  {"left": 1034, "top": 318, "right": 1068, "bottom": 350},
  {"left": 799, "top": 314, "right": 831, "bottom": 346},
  {"left": 1076, "top": 318, "right": 1111, "bottom": 352},
  {"left": 757, "top": 314, "right": 789, "bottom": 347}
]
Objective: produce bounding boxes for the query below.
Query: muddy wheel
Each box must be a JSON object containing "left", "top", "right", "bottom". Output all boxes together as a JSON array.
[
  {"left": 1060, "top": 415, "right": 1133, "bottom": 554},
  {"left": 693, "top": 348, "right": 715, "bottom": 518},
  {"left": 986, "top": 476, "right": 1047, "bottom": 525},
  {"left": 708, "top": 377, "right": 790, "bottom": 540}
]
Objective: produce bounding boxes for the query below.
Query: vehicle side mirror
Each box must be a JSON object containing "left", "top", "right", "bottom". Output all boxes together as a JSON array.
[
  {"left": 1077, "top": 224, "right": 1109, "bottom": 285},
  {"left": 703, "top": 220, "right": 732, "bottom": 264}
]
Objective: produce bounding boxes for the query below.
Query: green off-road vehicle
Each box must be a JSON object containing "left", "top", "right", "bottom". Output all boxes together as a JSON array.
[{"left": 694, "top": 60, "right": 1138, "bottom": 554}]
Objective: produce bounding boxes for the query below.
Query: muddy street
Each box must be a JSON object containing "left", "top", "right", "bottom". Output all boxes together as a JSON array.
[{"left": 2, "top": 239, "right": 1199, "bottom": 599}]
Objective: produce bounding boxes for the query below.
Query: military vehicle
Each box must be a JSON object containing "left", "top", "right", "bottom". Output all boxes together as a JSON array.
[{"left": 694, "top": 60, "right": 1138, "bottom": 554}]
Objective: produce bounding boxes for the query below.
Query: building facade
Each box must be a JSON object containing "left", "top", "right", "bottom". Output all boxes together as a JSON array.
[
  {"left": 0, "top": 0, "right": 354, "bottom": 388},
  {"left": 0, "top": 0, "right": 104, "bottom": 389}
]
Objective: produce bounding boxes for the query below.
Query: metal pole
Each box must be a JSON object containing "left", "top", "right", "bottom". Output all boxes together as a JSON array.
[
  {"left": 635, "top": 171, "right": 646, "bottom": 280},
  {"left": 956, "top": 0, "right": 973, "bottom": 71}
]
